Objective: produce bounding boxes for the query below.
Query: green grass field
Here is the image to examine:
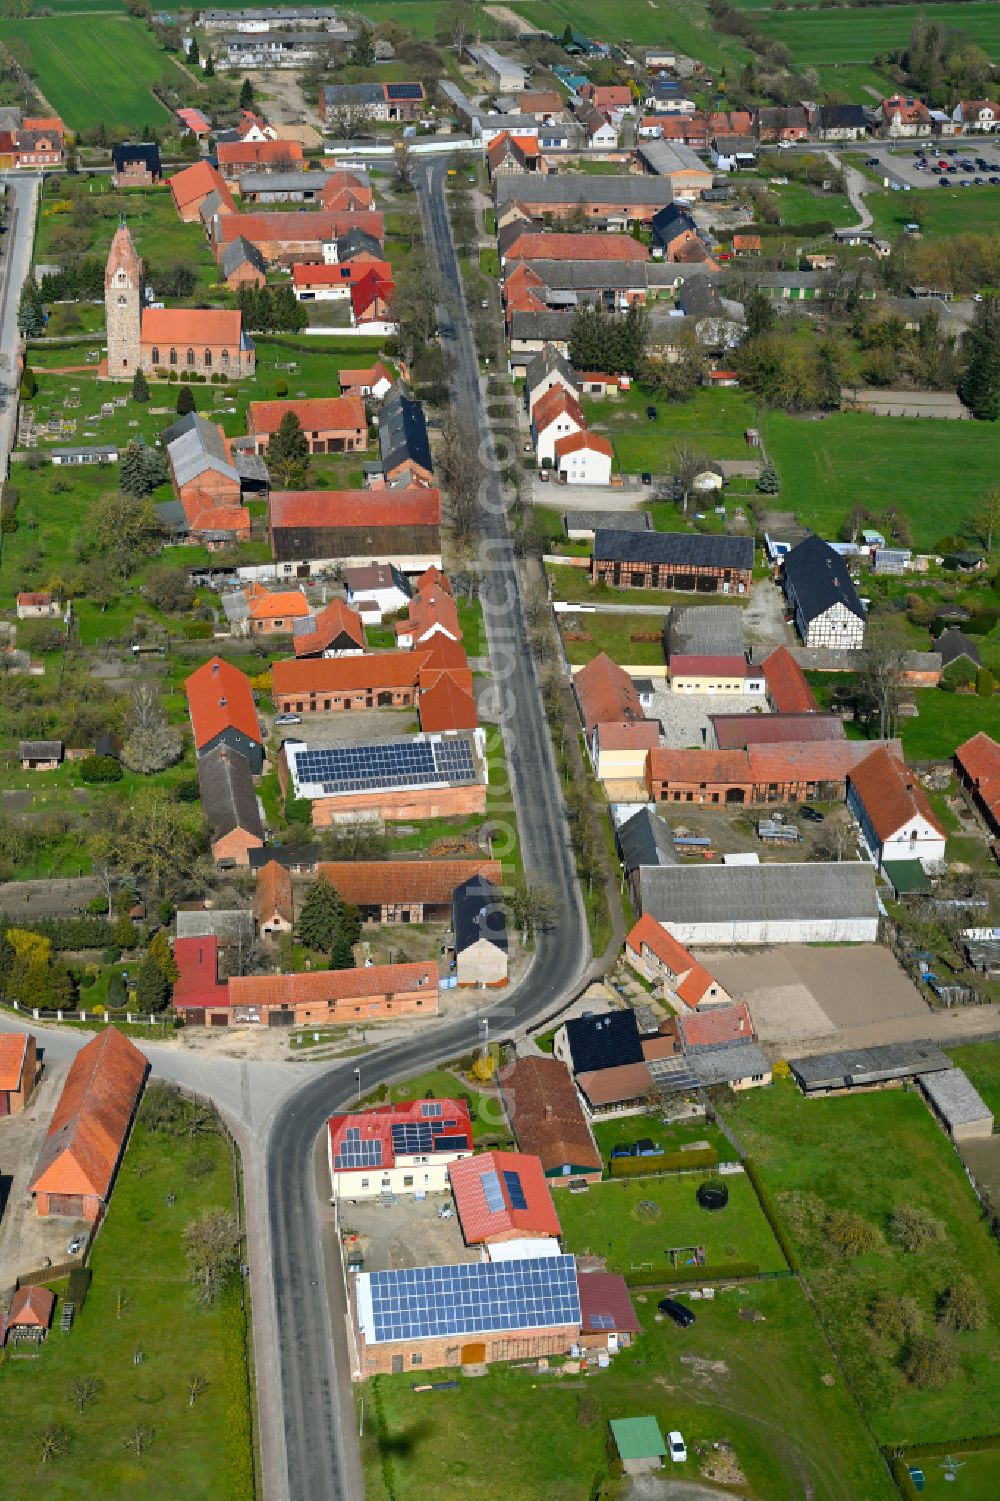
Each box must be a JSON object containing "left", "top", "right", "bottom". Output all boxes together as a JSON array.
[
  {"left": 561, "top": 610, "right": 666, "bottom": 667},
  {"left": 0, "top": 1092, "right": 250, "bottom": 1500},
  {"left": 868, "top": 185, "right": 1000, "bottom": 242},
  {"left": 362, "top": 1278, "right": 895, "bottom": 1501},
  {"left": 727, "top": 1079, "right": 1000, "bottom": 1445},
  {"left": 900, "top": 689, "right": 1000, "bottom": 761},
  {"left": 758, "top": 3, "right": 1000, "bottom": 65},
  {"left": 761, "top": 410, "right": 998, "bottom": 551},
  {"left": 512, "top": 0, "right": 752, "bottom": 72},
  {"left": 946, "top": 1041, "right": 1000, "bottom": 1117},
  {"left": 584, "top": 387, "right": 758, "bottom": 475},
  {"left": 5, "top": 17, "right": 174, "bottom": 132},
  {"left": 556, "top": 1170, "right": 789, "bottom": 1274}
]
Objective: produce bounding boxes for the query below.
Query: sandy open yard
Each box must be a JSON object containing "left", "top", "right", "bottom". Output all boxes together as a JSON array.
[{"left": 695, "top": 943, "right": 928, "bottom": 1048}]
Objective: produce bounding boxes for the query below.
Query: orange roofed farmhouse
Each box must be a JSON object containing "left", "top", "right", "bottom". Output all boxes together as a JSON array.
[
  {"left": 105, "top": 224, "right": 254, "bottom": 380},
  {"left": 29, "top": 1028, "right": 147, "bottom": 1220}
]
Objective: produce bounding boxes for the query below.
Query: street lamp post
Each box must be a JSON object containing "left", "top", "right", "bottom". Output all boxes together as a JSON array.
[{"left": 354, "top": 1067, "right": 361, "bottom": 1106}]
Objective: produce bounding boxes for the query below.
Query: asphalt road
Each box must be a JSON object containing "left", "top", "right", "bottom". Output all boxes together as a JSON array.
[
  {"left": 264, "top": 157, "right": 592, "bottom": 1501},
  {"left": 0, "top": 173, "right": 39, "bottom": 478}
]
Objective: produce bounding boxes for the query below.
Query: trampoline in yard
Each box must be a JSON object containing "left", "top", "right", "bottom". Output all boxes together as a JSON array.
[{"left": 697, "top": 1179, "right": 729, "bottom": 1212}]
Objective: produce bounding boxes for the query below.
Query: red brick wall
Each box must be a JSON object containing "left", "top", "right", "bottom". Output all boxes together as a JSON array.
[
  {"left": 212, "top": 827, "right": 264, "bottom": 867},
  {"left": 357, "top": 1323, "right": 579, "bottom": 1377},
  {"left": 311, "top": 785, "right": 486, "bottom": 827}
]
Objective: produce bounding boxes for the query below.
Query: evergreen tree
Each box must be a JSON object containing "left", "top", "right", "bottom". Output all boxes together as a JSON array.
[
  {"left": 148, "top": 927, "right": 178, "bottom": 982},
  {"left": 17, "top": 280, "right": 45, "bottom": 337},
  {"left": 107, "top": 971, "right": 127, "bottom": 1008},
  {"left": 0, "top": 927, "right": 14, "bottom": 990},
  {"left": 136, "top": 952, "right": 169, "bottom": 1011},
  {"left": 297, "top": 875, "right": 343, "bottom": 954},
  {"left": 188, "top": 36, "right": 200, "bottom": 65},
  {"left": 267, "top": 411, "right": 309, "bottom": 486},
  {"left": 131, "top": 367, "right": 150, "bottom": 403},
  {"left": 330, "top": 930, "right": 355, "bottom": 970},
  {"left": 119, "top": 440, "right": 152, "bottom": 498},
  {"left": 142, "top": 445, "right": 169, "bottom": 492},
  {"left": 204, "top": 52, "right": 215, "bottom": 78},
  {"left": 239, "top": 77, "right": 254, "bottom": 109},
  {"left": 958, "top": 298, "right": 1000, "bottom": 421},
  {"left": 350, "top": 23, "right": 375, "bottom": 66},
  {"left": 176, "top": 385, "right": 196, "bottom": 416}
]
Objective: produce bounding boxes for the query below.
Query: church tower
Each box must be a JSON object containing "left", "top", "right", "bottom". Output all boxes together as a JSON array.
[{"left": 105, "top": 222, "right": 143, "bottom": 380}]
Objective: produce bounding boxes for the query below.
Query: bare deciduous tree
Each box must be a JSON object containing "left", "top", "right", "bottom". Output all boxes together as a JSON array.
[
  {"left": 860, "top": 617, "right": 910, "bottom": 741},
  {"left": 68, "top": 1375, "right": 103, "bottom": 1414},
  {"left": 36, "top": 1424, "right": 71, "bottom": 1464},
  {"left": 122, "top": 1425, "right": 155, "bottom": 1457},
  {"left": 187, "top": 1373, "right": 210, "bottom": 1408},
  {"left": 122, "top": 684, "right": 183, "bottom": 775},
  {"left": 184, "top": 1209, "right": 241, "bottom": 1305}
]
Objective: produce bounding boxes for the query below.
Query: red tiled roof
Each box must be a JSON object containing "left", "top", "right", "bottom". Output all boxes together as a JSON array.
[
  {"left": 584, "top": 84, "right": 632, "bottom": 109},
  {"left": 350, "top": 267, "right": 395, "bottom": 319},
  {"left": 0, "top": 1033, "right": 29, "bottom": 1092},
  {"left": 883, "top": 95, "right": 930, "bottom": 124},
  {"left": 648, "top": 746, "right": 750, "bottom": 784},
  {"left": 185, "top": 656, "right": 262, "bottom": 751},
  {"left": 269, "top": 488, "right": 441, "bottom": 530},
  {"left": 317, "top": 859, "right": 500, "bottom": 907},
  {"left": 245, "top": 583, "right": 310, "bottom": 621},
  {"left": 576, "top": 1061, "right": 655, "bottom": 1108},
  {"left": 217, "top": 211, "right": 383, "bottom": 246},
  {"left": 9, "top": 1285, "right": 55, "bottom": 1328},
  {"left": 173, "top": 935, "right": 229, "bottom": 1010},
  {"left": 142, "top": 307, "right": 243, "bottom": 346},
  {"left": 626, "top": 913, "right": 720, "bottom": 1009},
  {"left": 762, "top": 646, "right": 818, "bottom": 714},
  {"left": 577, "top": 1271, "right": 640, "bottom": 1334},
  {"left": 176, "top": 108, "right": 210, "bottom": 134},
  {"left": 417, "top": 565, "right": 450, "bottom": 595},
  {"left": 272, "top": 650, "right": 425, "bottom": 698},
  {"left": 498, "top": 1056, "right": 602, "bottom": 1175},
  {"left": 574, "top": 653, "right": 645, "bottom": 738},
  {"left": 182, "top": 495, "right": 250, "bottom": 537},
  {"left": 418, "top": 674, "right": 478, "bottom": 733},
  {"left": 397, "top": 587, "right": 460, "bottom": 643},
  {"left": 848, "top": 746, "right": 945, "bottom": 843},
  {"left": 293, "top": 598, "right": 366, "bottom": 657},
  {"left": 506, "top": 232, "right": 649, "bottom": 263},
  {"left": 531, "top": 383, "right": 585, "bottom": 435},
  {"left": 170, "top": 160, "right": 235, "bottom": 212},
  {"left": 417, "top": 634, "right": 473, "bottom": 693},
  {"left": 328, "top": 1098, "right": 472, "bottom": 1175},
  {"left": 733, "top": 234, "right": 762, "bottom": 251},
  {"left": 671, "top": 654, "right": 749, "bottom": 678},
  {"left": 255, "top": 861, "right": 294, "bottom": 927},
  {"left": 290, "top": 260, "right": 391, "bottom": 288},
  {"left": 554, "top": 431, "right": 613, "bottom": 460},
  {"left": 29, "top": 1028, "right": 147, "bottom": 1202},
  {"left": 518, "top": 91, "right": 562, "bottom": 114},
  {"left": 339, "top": 361, "right": 394, "bottom": 391},
  {"left": 16, "top": 591, "right": 53, "bottom": 607},
  {"left": 679, "top": 1002, "right": 753, "bottom": 1049},
  {"left": 250, "top": 396, "right": 366, "bottom": 438},
  {"left": 231, "top": 960, "right": 437, "bottom": 1011},
  {"left": 218, "top": 138, "right": 303, "bottom": 166},
  {"left": 595, "top": 720, "right": 660, "bottom": 751},
  {"left": 956, "top": 732, "right": 1000, "bottom": 793},
  {"left": 449, "top": 1150, "right": 562, "bottom": 1243}
]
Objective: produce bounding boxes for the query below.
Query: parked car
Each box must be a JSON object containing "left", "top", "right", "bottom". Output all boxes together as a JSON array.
[
  {"left": 777, "top": 139, "right": 794, "bottom": 150},
  {"left": 668, "top": 1431, "right": 688, "bottom": 1464},
  {"left": 274, "top": 713, "right": 301, "bottom": 726},
  {"left": 646, "top": 405, "right": 658, "bottom": 420},
  {"left": 658, "top": 1298, "right": 695, "bottom": 1328},
  {"left": 865, "top": 157, "right": 879, "bottom": 167},
  {"left": 641, "top": 471, "right": 652, "bottom": 486},
  {"left": 67, "top": 1235, "right": 86, "bottom": 1256},
  {"left": 798, "top": 804, "right": 825, "bottom": 823}
]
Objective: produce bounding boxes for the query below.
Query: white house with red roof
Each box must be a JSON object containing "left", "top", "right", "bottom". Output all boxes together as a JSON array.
[
  {"left": 555, "top": 431, "right": 612, "bottom": 486},
  {"left": 846, "top": 746, "right": 946, "bottom": 874},
  {"left": 881, "top": 95, "right": 931, "bottom": 137},
  {"left": 625, "top": 913, "right": 731, "bottom": 1010},
  {"left": 449, "top": 1150, "right": 561, "bottom": 1245},
  {"left": 327, "top": 1099, "right": 473, "bottom": 1200},
  {"left": 531, "top": 385, "right": 586, "bottom": 467}
]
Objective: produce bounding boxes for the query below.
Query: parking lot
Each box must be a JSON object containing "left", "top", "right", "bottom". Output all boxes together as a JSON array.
[
  {"left": 338, "top": 1191, "right": 475, "bottom": 1274},
  {"left": 866, "top": 140, "right": 1000, "bottom": 191}
]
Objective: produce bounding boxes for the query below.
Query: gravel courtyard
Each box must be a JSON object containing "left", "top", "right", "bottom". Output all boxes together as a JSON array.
[{"left": 695, "top": 944, "right": 928, "bottom": 1048}]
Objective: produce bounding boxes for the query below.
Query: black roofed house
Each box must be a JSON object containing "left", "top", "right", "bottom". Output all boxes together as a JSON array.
[
  {"left": 336, "top": 228, "right": 385, "bottom": 263},
  {"left": 593, "top": 529, "right": 754, "bottom": 596},
  {"left": 555, "top": 1008, "right": 644, "bottom": 1075},
  {"left": 19, "top": 740, "right": 63, "bottom": 771},
  {"left": 782, "top": 534, "right": 865, "bottom": 649},
  {"left": 379, "top": 388, "right": 433, "bottom": 484},
  {"left": 219, "top": 235, "right": 267, "bottom": 290},
  {"left": 112, "top": 142, "right": 162, "bottom": 187},
  {"left": 452, "top": 875, "right": 508, "bottom": 987},
  {"left": 710, "top": 134, "right": 757, "bottom": 171},
  {"left": 524, "top": 343, "right": 576, "bottom": 413},
  {"left": 816, "top": 104, "right": 870, "bottom": 141},
  {"left": 937, "top": 627, "right": 981, "bottom": 671},
  {"left": 650, "top": 202, "right": 701, "bottom": 257},
  {"left": 197, "top": 743, "right": 265, "bottom": 867}
]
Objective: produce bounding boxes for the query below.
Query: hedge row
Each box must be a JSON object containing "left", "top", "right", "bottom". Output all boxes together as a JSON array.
[
  {"left": 221, "top": 1279, "right": 255, "bottom": 1501},
  {"left": 732, "top": 220, "right": 835, "bottom": 239},
  {"left": 609, "top": 1147, "right": 718, "bottom": 1178},
  {"left": 891, "top": 1434, "right": 1000, "bottom": 1460},
  {"left": 743, "top": 1157, "right": 800, "bottom": 1273},
  {"left": 624, "top": 1259, "right": 759, "bottom": 1288},
  {"left": 889, "top": 1456, "right": 921, "bottom": 1501}
]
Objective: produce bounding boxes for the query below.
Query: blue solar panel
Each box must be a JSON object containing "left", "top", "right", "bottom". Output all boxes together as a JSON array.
[
  {"left": 293, "top": 737, "right": 475, "bottom": 796},
  {"left": 386, "top": 83, "right": 423, "bottom": 100},
  {"left": 422, "top": 1102, "right": 443, "bottom": 1118},
  {"left": 503, "top": 1169, "right": 527, "bottom": 1212},
  {"left": 433, "top": 1133, "right": 469, "bottom": 1152},
  {"left": 363, "top": 1255, "right": 580, "bottom": 1343},
  {"left": 334, "top": 1127, "right": 383, "bottom": 1170},
  {"left": 481, "top": 1169, "right": 504, "bottom": 1214},
  {"left": 391, "top": 1122, "right": 433, "bottom": 1154}
]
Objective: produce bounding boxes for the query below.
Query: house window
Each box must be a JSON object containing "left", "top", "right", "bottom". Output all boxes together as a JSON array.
[
  {"left": 151, "top": 347, "right": 159, "bottom": 365},
  {"left": 411, "top": 1353, "right": 422, "bottom": 1366},
  {"left": 205, "top": 349, "right": 212, "bottom": 368},
  {"left": 361, "top": 1178, "right": 369, "bottom": 1188},
  {"left": 221, "top": 349, "right": 229, "bottom": 369},
  {"left": 403, "top": 1175, "right": 413, "bottom": 1187},
  {"left": 169, "top": 348, "right": 177, "bottom": 366},
  {"left": 186, "top": 348, "right": 195, "bottom": 368}
]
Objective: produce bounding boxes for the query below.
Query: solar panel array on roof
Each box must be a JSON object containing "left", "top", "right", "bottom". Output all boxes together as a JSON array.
[
  {"left": 363, "top": 1256, "right": 580, "bottom": 1343},
  {"left": 334, "top": 1126, "right": 383, "bottom": 1170},
  {"left": 421, "top": 1102, "right": 443, "bottom": 1118},
  {"left": 481, "top": 1169, "right": 505, "bottom": 1214},
  {"left": 293, "top": 737, "right": 475, "bottom": 795},
  {"left": 391, "top": 1121, "right": 433, "bottom": 1154},
  {"left": 591, "top": 1313, "right": 615, "bottom": 1329},
  {"left": 386, "top": 82, "right": 423, "bottom": 101},
  {"left": 503, "top": 1169, "right": 527, "bottom": 1211}
]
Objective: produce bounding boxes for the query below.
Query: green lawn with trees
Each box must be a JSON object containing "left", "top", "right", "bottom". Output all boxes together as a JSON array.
[
  {"left": 726, "top": 1079, "right": 1000, "bottom": 1445},
  {"left": 0, "top": 1083, "right": 252, "bottom": 1501}
]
